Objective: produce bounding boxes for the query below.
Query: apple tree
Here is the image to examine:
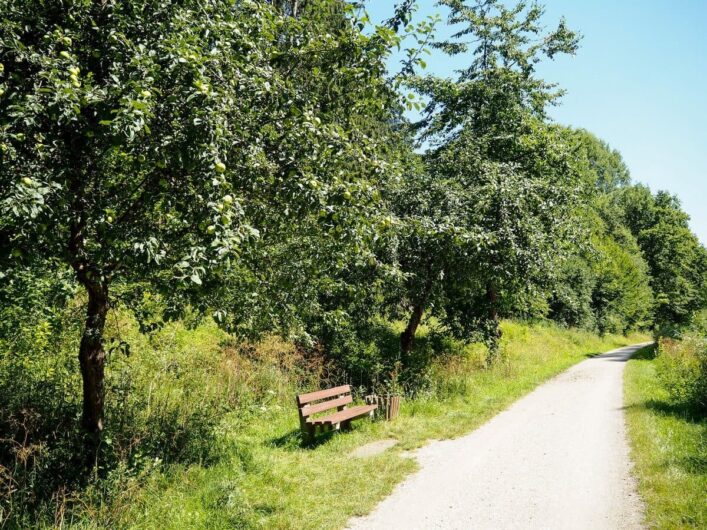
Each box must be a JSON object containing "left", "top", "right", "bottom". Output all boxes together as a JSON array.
[{"left": 0, "top": 0, "right": 399, "bottom": 448}]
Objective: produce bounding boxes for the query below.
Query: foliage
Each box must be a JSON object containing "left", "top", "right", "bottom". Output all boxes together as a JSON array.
[
  {"left": 547, "top": 128, "right": 654, "bottom": 334},
  {"left": 0, "top": 0, "right": 401, "bottom": 435},
  {"left": 656, "top": 332, "right": 707, "bottom": 414},
  {"left": 624, "top": 345, "right": 707, "bottom": 529},
  {"left": 0, "top": 306, "right": 323, "bottom": 525},
  {"left": 563, "top": 128, "right": 631, "bottom": 191},
  {"left": 393, "top": 0, "right": 582, "bottom": 355},
  {"left": 0, "top": 315, "right": 646, "bottom": 527},
  {"left": 618, "top": 185, "right": 707, "bottom": 330}
]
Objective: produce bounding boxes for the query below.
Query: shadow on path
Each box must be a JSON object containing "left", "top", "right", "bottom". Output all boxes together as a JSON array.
[{"left": 586, "top": 343, "right": 654, "bottom": 362}]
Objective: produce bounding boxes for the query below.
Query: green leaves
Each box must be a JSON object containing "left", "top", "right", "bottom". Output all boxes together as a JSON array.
[
  {"left": 387, "top": 1, "right": 587, "bottom": 352},
  {"left": 414, "top": 0, "right": 580, "bottom": 143},
  {"left": 0, "top": 0, "right": 403, "bottom": 344}
]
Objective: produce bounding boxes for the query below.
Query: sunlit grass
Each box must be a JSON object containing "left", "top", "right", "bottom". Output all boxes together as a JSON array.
[
  {"left": 65, "top": 320, "right": 649, "bottom": 529},
  {"left": 624, "top": 346, "right": 707, "bottom": 529}
]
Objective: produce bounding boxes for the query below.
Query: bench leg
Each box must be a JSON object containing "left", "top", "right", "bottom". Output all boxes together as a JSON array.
[{"left": 301, "top": 424, "right": 313, "bottom": 443}]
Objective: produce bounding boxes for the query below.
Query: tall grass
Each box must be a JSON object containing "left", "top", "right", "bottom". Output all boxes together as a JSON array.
[
  {"left": 624, "top": 345, "right": 706, "bottom": 529},
  {"left": 655, "top": 335, "right": 706, "bottom": 414},
  {"left": 1, "top": 309, "right": 648, "bottom": 528}
]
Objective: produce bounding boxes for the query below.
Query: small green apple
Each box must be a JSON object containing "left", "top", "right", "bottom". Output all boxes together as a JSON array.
[
  {"left": 214, "top": 161, "right": 226, "bottom": 173},
  {"left": 207, "top": 225, "right": 216, "bottom": 234},
  {"left": 22, "top": 177, "right": 33, "bottom": 186},
  {"left": 140, "top": 90, "right": 151, "bottom": 98},
  {"left": 60, "top": 50, "right": 72, "bottom": 60},
  {"left": 0, "top": 63, "right": 4, "bottom": 73},
  {"left": 343, "top": 190, "right": 352, "bottom": 200},
  {"left": 223, "top": 194, "right": 234, "bottom": 204}
]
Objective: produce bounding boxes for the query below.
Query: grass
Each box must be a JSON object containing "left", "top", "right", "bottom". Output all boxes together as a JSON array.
[
  {"left": 58, "top": 319, "right": 647, "bottom": 530},
  {"left": 624, "top": 345, "right": 707, "bottom": 529}
]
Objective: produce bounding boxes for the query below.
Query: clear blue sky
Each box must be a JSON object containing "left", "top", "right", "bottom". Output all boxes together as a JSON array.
[{"left": 367, "top": 1, "right": 707, "bottom": 245}]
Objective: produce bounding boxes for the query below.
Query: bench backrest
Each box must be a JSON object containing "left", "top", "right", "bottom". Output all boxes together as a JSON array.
[{"left": 296, "top": 385, "right": 352, "bottom": 424}]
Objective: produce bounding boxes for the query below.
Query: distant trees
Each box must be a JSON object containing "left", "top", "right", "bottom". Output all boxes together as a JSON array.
[
  {"left": 618, "top": 186, "right": 707, "bottom": 331},
  {"left": 548, "top": 129, "right": 653, "bottom": 334}
]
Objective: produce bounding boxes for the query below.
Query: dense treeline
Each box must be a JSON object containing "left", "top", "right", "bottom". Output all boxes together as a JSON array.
[{"left": 0, "top": 0, "right": 705, "bottom": 523}]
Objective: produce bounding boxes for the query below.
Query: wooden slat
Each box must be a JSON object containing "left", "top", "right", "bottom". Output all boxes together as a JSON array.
[
  {"left": 307, "top": 404, "right": 377, "bottom": 426},
  {"left": 297, "top": 385, "right": 351, "bottom": 405},
  {"left": 301, "top": 395, "right": 352, "bottom": 417}
]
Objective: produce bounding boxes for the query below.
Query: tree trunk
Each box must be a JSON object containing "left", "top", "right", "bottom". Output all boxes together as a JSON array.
[
  {"left": 400, "top": 302, "right": 425, "bottom": 355},
  {"left": 400, "top": 272, "right": 435, "bottom": 355},
  {"left": 78, "top": 277, "right": 109, "bottom": 462}
]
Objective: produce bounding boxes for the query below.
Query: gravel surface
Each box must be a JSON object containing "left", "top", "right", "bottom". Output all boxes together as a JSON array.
[{"left": 348, "top": 343, "right": 651, "bottom": 530}]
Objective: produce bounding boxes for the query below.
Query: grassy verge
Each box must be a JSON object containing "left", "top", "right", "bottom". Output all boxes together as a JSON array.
[
  {"left": 624, "top": 346, "right": 707, "bottom": 529},
  {"left": 70, "top": 321, "right": 646, "bottom": 530}
]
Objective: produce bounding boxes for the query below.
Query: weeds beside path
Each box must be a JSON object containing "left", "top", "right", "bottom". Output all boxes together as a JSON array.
[
  {"left": 624, "top": 346, "right": 707, "bottom": 529},
  {"left": 106, "top": 323, "right": 647, "bottom": 529}
]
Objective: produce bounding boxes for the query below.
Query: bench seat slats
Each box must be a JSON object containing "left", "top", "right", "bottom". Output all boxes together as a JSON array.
[
  {"left": 297, "top": 384, "right": 351, "bottom": 405},
  {"left": 307, "top": 405, "right": 376, "bottom": 426},
  {"left": 301, "top": 395, "right": 352, "bottom": 417}
]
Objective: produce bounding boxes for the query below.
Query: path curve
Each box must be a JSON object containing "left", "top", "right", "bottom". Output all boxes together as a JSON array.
[{"left": 348, "top": 343, "right": 651, "bottom": 530}]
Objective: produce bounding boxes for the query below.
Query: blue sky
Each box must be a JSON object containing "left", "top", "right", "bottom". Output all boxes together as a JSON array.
[{"left": 367, "top": 1, "right": 707, "bottom": 245}]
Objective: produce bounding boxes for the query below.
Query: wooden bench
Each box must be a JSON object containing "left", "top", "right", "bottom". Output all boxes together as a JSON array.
[{"left": 296, "top": 385, "right": 377, "bottom": 440}]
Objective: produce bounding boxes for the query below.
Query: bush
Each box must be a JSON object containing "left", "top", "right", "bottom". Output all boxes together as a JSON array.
[
  {"left": 0, "top": 303, "right": 322, "bottom": 526},
  {"left": 656, "top": 335, "right": 707, "bottom": 414}
]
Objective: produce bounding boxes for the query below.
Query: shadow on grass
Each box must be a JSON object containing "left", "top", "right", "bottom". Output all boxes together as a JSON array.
[
  {"left": 621, "top": 397, "right": 706, "bottom": 425},
  {"left": 269, "top": 428, "right": 338, "bottom": 450},
  {"left": 630, "top": 344, "right": 657, "bottom": 360},
  {"left": 643, "top": 399, "right": 706, "bottom": 424}
]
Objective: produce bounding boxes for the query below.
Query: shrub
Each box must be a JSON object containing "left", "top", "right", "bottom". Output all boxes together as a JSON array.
[
  {"left": 656, "top": 335, "right": 707, "bottom": 414},
  {"left": 0, "top": 304, "right": 322, "bottom": 526}
]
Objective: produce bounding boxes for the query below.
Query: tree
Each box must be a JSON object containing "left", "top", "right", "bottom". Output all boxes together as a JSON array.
[
  {"left": 0, "top": 0, "right": 397, "bottom": 453},
  {"left": 564, "top": 129, "right": 630, "bottom": 192},
  {"left": 548, "top": 128, "right": 654, "bottom": 334},
  {"left": 618, "top": 186, "right": 707, "bottom": 330},
  {"left": 394, "top": 0, "right": 581, "bottom": 355}
]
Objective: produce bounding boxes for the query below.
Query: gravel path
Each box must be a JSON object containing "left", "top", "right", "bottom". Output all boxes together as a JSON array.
[{"left": 348, "top": 343, "right": 651, "bottom": 530}]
